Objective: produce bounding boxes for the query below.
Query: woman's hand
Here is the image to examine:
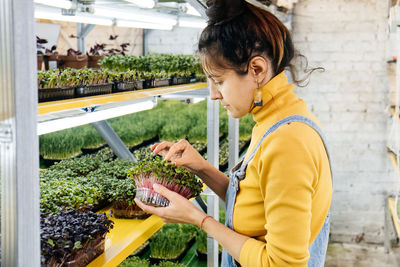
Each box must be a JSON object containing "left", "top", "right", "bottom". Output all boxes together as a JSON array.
[
  {"left": 151, "top": 139, "right": 207, "bottom": 174},
  {"left": 134, "top": 184, "right": 206, "bottom": 225}
]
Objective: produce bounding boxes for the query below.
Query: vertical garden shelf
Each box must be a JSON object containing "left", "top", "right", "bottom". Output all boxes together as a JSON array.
[
  {"left": 37, "top": 83, "right": 213, "bottom": 266},
  {"left": 87, "top": 212, "right": 164, "bottom": 267}
]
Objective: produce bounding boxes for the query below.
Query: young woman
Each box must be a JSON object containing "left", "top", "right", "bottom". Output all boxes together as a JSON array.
[{"left": 134, "top": 0, "right": 332, "bottom": 266}]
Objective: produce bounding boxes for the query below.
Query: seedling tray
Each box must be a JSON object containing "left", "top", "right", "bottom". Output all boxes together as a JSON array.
[
  {"left": 113, "top": 81, "right": 136, "bottom": 92},
  {"left": 154, "top": 78, "right": 171, "bottom": 88},
  {"left": 75, "top": 83, "right": 113, "bottom": 97},
  {"left": 38, "top": 86, "right": 75, "bottom": 102}
]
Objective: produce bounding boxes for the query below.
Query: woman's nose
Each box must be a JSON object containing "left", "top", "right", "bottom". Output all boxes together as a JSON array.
[{"left": 209, "top": 82, "right": 222, "bottom": 100}]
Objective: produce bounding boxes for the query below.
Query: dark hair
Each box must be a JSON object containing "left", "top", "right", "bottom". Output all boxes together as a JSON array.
[{"left": 199, "top": 0, "right": 322, "bottom": 86}]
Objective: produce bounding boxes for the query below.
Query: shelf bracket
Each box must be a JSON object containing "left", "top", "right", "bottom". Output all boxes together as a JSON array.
[{"left": 92, "top": 120, "right": 137, "bottom": 161}]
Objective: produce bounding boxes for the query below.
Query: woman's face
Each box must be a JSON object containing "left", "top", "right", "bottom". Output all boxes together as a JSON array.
[{"left": 207, "top": 69, "right": 257, "bottom": 118}]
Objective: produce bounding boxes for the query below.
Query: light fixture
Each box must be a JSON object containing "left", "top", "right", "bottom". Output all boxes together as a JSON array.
[
  {"left": 123, "top": 0, "right": 155, "bottom": 9},
  {"left": 34, "top": 0, "right": 74, "bottom": 10},
  {"left": 94, "top": 7, "right": 177, "bottom": 26},
  {"left": 185, "top": 3, "right": 201, "bottom": 17},
  {"left": 117, "top": 20, "right": 173, "bottom": 30},
  {"left": 35, "top": 9, "right": 113, "bottom": 26},
  {"left": 178, "top": 17, "right": 207, "bottom": 29},
  {"left": 38, "top": 100, "right": 155, "bottom": 135}
]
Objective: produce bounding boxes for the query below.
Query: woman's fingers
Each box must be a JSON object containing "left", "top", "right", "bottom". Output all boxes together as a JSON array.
[
  {"left": 164, "top": 139, "right": 188, "bottom": 162},
  {"left": 153, "top": 184, "right": 178, "bottom": 202},
  {"left": 134, "top": 198, "right": 160, "bottom": 215},
  {"left": 152, "top": 141, "right": 174, "bottom": 154}
]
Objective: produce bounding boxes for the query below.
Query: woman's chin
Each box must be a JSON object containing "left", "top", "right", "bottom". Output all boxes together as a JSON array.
[{"left": 227, "top": 110, "right": 240, "bottom": 119}]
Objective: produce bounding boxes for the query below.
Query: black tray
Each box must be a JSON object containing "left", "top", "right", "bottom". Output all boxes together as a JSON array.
[
  {"left": 38, "top": 86, "right": 75, "bottom": 102},
  {"left": 75, "top": 83, "right": 113, "bottom": 97}
]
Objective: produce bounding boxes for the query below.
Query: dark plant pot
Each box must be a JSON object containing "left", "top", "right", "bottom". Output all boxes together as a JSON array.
[
  {"left": 81, "top": 144, "right": 107, "bottom": 155},
  {"left": 172, "top": 76, "right": 189, "bottom": 85},
  {"left": 38, "top": 86, "right": 75, "bottom": 102},
  {"left": 37, "top": 54, "right": 43, "bottom": 70},
  {"left": 128, "top": 136, "right": 159, "bottom": 152},
  {"left": 143, "top": 78, "right": 154, "bottom": 89},
  {"left": 75, "top": 83, "right": 113, "bottom": 97},
  {"left": 197, "top": 250, "right": 207, "bottom": 261},
  {"left": 87, "top": 55, "right": 103, "bottom": 69},
  {"left": 57, "top": 55, "right": 88, "bottom": 70},
  {"left": 43, "top": 54, "right": 59, "bottom": 70},
  {"left": 154, "top": 78, "right": 170, "bottom": 88},
  {"left": 113, "top": 81, "right": 136, "bottom": 92},
  {"left": 112, "top": 200, "right": 150, "bottom": 219},
  {"left": 64, "top": 235, "right": 105, "bottom": 267},
  {"left": 135, "top": 79, "right": 145, "bottom": 90}
]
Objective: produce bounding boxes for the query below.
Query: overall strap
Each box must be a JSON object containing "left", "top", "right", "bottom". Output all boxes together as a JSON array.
[{"left": 237, "top": 115, "right": 332, "bottom": 180}]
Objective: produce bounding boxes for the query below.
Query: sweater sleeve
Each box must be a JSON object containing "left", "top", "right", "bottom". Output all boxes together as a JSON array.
[{"left": 239, "top": 123, "right": 317, "bottom": 267}]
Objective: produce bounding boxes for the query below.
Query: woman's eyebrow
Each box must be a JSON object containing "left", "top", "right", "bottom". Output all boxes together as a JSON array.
[{"left": 207, "top": 74, "right": 222, "bottom": 79}]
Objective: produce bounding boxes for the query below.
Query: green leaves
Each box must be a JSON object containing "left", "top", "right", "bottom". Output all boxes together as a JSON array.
[
  {"left": 128, "top": 156, "right": 203, "bottom": 199},
  {"left": 47, "top": 239, "right": 55, "bottom": 247},
  {"left": 150, "top": 223, "right": 190, "bottom": 260},
  {"left": 73, "top": 241, "right": 83, "bottom": 249},
  {"left": 118, "top": 256, "right": 150, "bottom": 267},
  {"left": 99, "top": 53, "right": 203, "bottom": 76}
]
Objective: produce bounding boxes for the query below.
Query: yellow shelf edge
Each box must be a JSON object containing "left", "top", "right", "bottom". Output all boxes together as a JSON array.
[
  {"left": 38, "top": 82, "right": 207, "bottom": 115},
  {"left": 87, "top": 212, "right": 164, "bottom": 267},
  {"left": 387, "top": 151, "right": 399, "bottom": 175},
  {"left": 388, "top": 197, "right": 400, "bottom": 239},
  {"left": 88, "top": 190, "right": 208, "bottom": 266}
]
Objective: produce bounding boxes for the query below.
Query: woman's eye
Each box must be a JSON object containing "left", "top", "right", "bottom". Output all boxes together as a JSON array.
[{"left": 214, "top": 81, "right": 223, "bottom": 86}]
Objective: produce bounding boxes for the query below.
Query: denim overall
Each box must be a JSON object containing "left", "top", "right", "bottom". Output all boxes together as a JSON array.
[{"left": 221, "top": 115, "right": 332, "bottom": 267}]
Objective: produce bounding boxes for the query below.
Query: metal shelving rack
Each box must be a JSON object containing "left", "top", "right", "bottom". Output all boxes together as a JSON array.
[
  {"left": 37, "top": 83, "right": 226, "bottom": 267},
  {"left": 385, "top": 2, "right": 400, "bottom": 263},
  {"left": 0, "top": 0, "right": 293, "bottom": 265}
]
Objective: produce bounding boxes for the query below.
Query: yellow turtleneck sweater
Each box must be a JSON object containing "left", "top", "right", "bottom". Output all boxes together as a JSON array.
[{"left": 236, "top": 72, "right": 332, "bottom": 266}]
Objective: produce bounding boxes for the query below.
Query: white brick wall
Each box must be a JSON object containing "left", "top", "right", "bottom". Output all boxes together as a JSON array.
[
  {"left": 146, "top": 27, "right": 202, "bottom": 55},
  {"left": 293, "top": 0, "right": 397, "bottom": 244}
]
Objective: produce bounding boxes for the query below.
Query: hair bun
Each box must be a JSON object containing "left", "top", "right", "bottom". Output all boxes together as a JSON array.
[{"left": 206, "top": 0, "right": 246, "bottom": 25}]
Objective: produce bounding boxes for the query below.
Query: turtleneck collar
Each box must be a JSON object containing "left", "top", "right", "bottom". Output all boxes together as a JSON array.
[{"left": 250, "top": 71, "right": 294, "bottom": 123}]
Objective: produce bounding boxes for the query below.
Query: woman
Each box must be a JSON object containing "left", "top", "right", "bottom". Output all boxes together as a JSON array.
[{"left": 134, "top": 0, "right": 332, "bottom": 266}]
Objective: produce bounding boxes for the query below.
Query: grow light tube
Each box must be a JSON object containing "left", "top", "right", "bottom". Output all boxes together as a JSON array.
[
  {"left": 123, "top": 0, "right": 155, "bottom": 9},
  {"left": 94, "top": 7, "right": 177, "bottom": 26},
  {"left": 38, "top": 99, "right": 155, "bottom": 135},
  {"left": 35, "top": 10, "right": 113, "bottom": 26},
  {"left": 178, "top": 17, "right": 207, "bottom": 29},
  {"left": 117, "top": 19, "right": 173, "bottom": 30},
  {"left": 34, "top": 0, "right": 74, "bottom": 10}
]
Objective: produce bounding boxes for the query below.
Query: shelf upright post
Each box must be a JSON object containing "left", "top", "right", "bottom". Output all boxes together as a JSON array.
[
  {"left": 206, "top": 96, "right": 220, "bottom": 267},
  {"left": 77, "top": 23, "right": 95, "bottom": 53},
  {"left": 0, "top": 0, "right": 40, "bottom": 265},
  {"left": 228, "top": 116, "right": 239, "bottom": 171},
  {"left": 92, "top": 121, "right": 137, "bottom": 161}
]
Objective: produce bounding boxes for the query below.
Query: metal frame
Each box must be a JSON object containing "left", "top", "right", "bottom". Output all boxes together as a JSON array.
[
  {"left": 228, "top": 116, "right": 239, "bottom": 171},
  {"left": 0, "top": 0, "right": 40, "bottom": 265},
  {"left": 92, "top": 120, "right": 136, "bottom": 161},
  {"left": 206, "top": 97, "right": 220, "bottom": 266},
  {"left": 77, "top": 23, "right": 95, "bottom": 53}
]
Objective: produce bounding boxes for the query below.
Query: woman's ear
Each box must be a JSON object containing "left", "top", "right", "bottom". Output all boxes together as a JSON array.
[{"left": 248, "top": 56, "right": 271, "bottom": 84}]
